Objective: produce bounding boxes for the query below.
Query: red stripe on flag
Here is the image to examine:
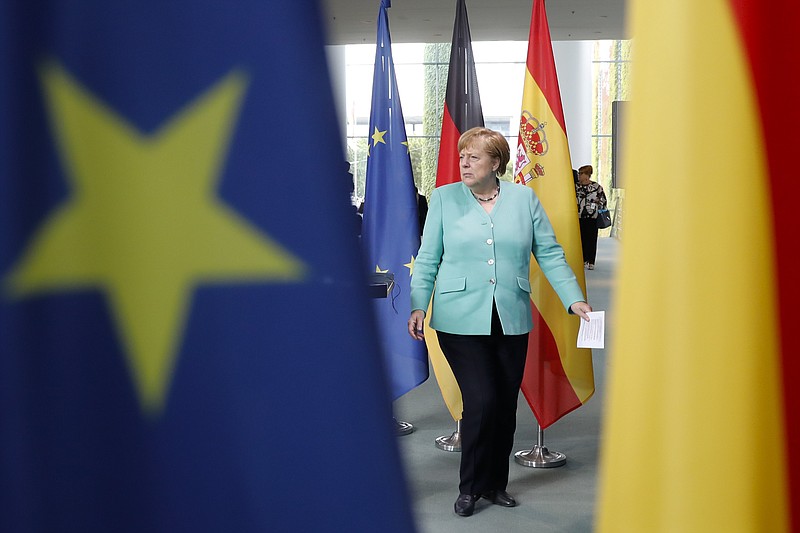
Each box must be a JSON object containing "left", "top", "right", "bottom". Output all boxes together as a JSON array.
[
  {"left": 435, "top": 105, "right": 462, "bottom": 187},
  {"left": 522, "top": 306, "right": 582, "bottom": 429},
  {"left": 728, "top": 1, "right": 800, "bottom": 527},
  {"left": 524, "top": 0, "right": 566, "bottom": 133}
]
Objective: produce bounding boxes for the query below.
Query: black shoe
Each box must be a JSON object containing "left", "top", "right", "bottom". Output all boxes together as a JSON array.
[
  {"left": 454, "top": 494, "right": 478, "bottom": 517},
  {"left": 482, "top": 489, "right": 517, "bottom": 507}
]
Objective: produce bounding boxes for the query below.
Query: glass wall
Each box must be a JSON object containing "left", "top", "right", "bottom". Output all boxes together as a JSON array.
[
  {"left": 592, "top": 40, "right": 632, "bottom": 217},
  {"left": 345, "top": 40, "right": 631, "bottom": 208}
]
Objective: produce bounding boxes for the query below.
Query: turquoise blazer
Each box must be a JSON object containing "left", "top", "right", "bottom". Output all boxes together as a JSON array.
[{"left": 410, "top": 180, "right": 585, "bottom": 335}]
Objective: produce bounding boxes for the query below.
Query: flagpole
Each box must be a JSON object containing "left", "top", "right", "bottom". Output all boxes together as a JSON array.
[
  {"left": 434, "top": 419, "right": 461, "bottom": 451},
  {"left": 514, "top": 424, "right": 566, "bottom": 468}
]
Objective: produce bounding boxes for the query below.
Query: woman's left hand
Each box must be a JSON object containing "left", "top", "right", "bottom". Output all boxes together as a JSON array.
[{"left": 571, "top": 301, "right": 593, "bottom": 321}]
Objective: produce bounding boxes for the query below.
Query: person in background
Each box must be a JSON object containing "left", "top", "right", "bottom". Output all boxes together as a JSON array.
[
  {"left": 407, "top": 127, "right": 592, "bottom": 517},
  {"left": 344, "top": 160, "right": 362, "bottom": 237},
  {"left": 417, "top": 189, "right": 428, "bottom": 237},
  {"left": 355, "top": 201, "right": 363, "bottom": 238},
  {"left": 575, "top": 164, "right": 607, "bottom": 270}
]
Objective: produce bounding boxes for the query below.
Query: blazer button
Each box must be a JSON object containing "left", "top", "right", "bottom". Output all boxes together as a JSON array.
[
  {"left": 489, "top": 278, "right": 496, "bottom": 284},
  {"left": 486, "top": 238, "right": 493, "bottom": 245},
  {"left": 487, "top": 259, "right": 495, "bottom": 265}
]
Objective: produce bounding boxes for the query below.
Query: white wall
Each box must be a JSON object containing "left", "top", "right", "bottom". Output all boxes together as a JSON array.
[
  {"left": 552, "top": 40, "right": 594, "bottom": 170},
  {"left": 325, "top": 45, "right": 348, "bottom": 157}
]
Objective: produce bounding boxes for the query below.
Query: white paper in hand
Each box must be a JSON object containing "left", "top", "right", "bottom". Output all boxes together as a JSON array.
[{"left": 577, "top": 311, "right": 605, "bottom": 349}]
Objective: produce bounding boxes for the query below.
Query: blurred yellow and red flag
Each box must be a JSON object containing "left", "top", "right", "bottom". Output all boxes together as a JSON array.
[{"left": 597, "top": 0, "right": 799, "bottom": 531}]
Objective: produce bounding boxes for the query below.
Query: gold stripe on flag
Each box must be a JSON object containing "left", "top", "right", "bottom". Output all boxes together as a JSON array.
[{"left": 424, "top": 300, "right": 462, "bottom": 421}]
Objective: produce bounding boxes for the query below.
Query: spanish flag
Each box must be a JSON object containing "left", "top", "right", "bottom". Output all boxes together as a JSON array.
[
  {"left": 597, "top": 0, "right": 799, "bottom": 531},
  {"left": 515, "top": 0, "right": 594, "bottom": 429}
]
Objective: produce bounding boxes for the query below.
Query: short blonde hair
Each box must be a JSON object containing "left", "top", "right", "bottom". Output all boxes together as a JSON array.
[{"left": 457, "top": 127, "right": 510, "bottom": 176}]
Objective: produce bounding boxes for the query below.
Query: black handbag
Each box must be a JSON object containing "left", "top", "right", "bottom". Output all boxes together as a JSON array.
[{"left": 596, "top": 208, "right": 612, "bottom": 229}]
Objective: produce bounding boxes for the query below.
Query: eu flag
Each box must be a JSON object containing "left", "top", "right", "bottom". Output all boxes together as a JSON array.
[
  {"left": 361, "top": 0, "right": 429, "bottom": 401},
  {"left": 0, "top": 2, "right": 416, "bottom": 532}
]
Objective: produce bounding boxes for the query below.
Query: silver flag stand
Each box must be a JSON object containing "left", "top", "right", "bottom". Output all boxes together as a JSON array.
[
  {"left": 434, "top": 419, "right": 461, "bottom": 452},
  {"left": 514, "top": 425, "right": 566, "bottom": 468},
  {"left": 394, "top": 418, "right": 415, "bottom": 436}
]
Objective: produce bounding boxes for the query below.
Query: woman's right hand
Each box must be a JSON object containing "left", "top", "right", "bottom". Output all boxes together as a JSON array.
[{"left": 408, "top": 310, "right": 426, "bottom": 341}]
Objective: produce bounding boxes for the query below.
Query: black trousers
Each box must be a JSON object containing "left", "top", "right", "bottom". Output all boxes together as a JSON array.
[
  {"left": 579, "top": 217, "right": 599, "bottom": 264},
  {"left": 437, "top": 304, "right": 529, "bottom": 495}
]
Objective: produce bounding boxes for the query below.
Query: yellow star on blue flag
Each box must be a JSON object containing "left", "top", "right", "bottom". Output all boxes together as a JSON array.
[
  {"left": 371, "top": 126, "right": 387, "bottom": 146},
  {"left": 4, "top": 62, "right": 306, "bottom": 415},
  {"left": 404, "top": 256, "right": 415, "bottom": 275}
]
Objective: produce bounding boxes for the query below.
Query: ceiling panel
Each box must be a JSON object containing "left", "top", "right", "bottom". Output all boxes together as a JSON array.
[{"left": 321, "top": 0, "right": 629, "bottom": 45}]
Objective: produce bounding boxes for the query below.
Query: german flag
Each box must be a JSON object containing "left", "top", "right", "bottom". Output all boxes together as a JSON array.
[
  {"left": 424, "top": 0, "right": 485, "bottom": 423},
  {"left": 597, "top": 0, "right": 799, "bottom": 530},
  {"left": 434, "top": 0, "right": 483, "bottom": 186},
  {"left": 515, "top": 0, "right": 593, "bottom": 429}
]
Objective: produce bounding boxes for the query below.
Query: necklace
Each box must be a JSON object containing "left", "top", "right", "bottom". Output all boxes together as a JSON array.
[{"left": 473, "top": 185, "right": 500, "bottom": 202}]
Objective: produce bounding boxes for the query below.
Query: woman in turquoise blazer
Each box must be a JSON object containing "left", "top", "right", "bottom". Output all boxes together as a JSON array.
[{"left": 408, "top": 128, "right": 591, "bottom": 517}]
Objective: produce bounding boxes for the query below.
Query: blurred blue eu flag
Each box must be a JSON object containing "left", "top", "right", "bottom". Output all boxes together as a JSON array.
[
  {"left": 0, "top": 1, "right": 416, "bottom": 532},
  {"left": 361, "top": 0, "right": 429, "bottom": 401}
]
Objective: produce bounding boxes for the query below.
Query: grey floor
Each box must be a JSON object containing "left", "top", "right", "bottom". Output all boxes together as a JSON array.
[{"left": 395, "top": 236, "right": 618, "bottom": 533}]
